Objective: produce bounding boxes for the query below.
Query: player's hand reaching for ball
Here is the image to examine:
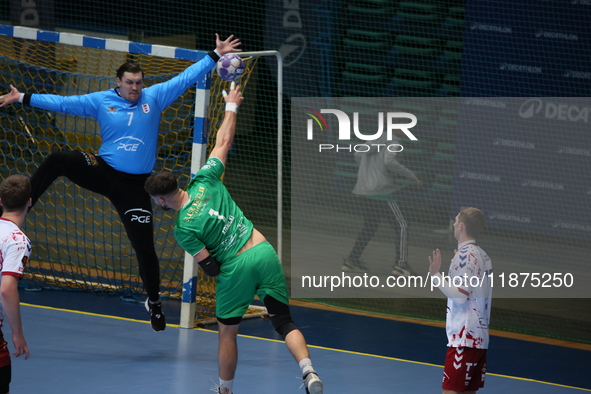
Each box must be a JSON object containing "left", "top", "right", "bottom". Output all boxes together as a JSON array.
[
  {"left": 215, "top": 33, "right": 242, "bottom": 55},
  {"left": 222, "top": 82, "right": 244, "bottom": 109}
]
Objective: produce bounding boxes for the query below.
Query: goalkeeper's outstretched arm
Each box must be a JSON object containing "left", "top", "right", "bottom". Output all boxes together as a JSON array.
[{"left": 209, "top": 82, "right": 244, "bottom": 166}]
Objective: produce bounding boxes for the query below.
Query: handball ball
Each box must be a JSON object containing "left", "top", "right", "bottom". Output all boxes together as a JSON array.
[{"left": 216, "top": 53, "right": 245, "bottom": 81}]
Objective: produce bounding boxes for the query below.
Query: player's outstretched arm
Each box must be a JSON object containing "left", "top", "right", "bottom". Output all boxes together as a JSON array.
[
  {"left": 0, "top": 275, "right": 30, "bottom": 360},
  {"left": 209, "top": 83, "right": 244, "bottom": 166},
  {"left": 0, "top": 85, "right": 22, "bottom": 108},
  {"left": 215, "top": 33, "right": 242, "bottom": 55}
]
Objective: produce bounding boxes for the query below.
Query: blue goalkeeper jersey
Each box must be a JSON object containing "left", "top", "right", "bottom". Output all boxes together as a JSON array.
[{"left": 28, "top": 55, "right": 216, "bottom": 174}]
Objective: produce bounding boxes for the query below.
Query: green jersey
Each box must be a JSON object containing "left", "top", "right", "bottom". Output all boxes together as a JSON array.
[{"left": 174, "top": 157, "right": 254, "bottom": 262}]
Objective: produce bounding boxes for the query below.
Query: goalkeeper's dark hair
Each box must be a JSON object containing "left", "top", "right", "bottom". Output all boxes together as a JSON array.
[
  {"left": 144, "top": 172, "right": 178, "bottom": 197},
  {"left": 0, "top": 174, "right": 31, "bottom": 212},
  {"left": 116, "top": 62, "right": 144, "bottom": 79}
]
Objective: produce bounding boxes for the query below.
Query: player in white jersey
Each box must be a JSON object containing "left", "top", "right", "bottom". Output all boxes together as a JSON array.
[
  {"left": 0, "top": 174, "right": 32, "bottom": 393},
  {"left": 429, "top": 207, "right": 492, "bottom": 393}
]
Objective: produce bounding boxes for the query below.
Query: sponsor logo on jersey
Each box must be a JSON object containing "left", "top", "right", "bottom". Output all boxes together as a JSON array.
[
  {"left": 185, "top": 186, "right": 207, "bottom": 222},
  {"left": 108, "top": 106, "right": 117, "bottom": 112},
  {"left": 114, "top": 136, "right": 145, "bottom": 152}
]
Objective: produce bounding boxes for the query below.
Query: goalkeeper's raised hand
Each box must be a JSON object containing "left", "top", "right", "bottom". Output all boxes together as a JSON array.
[
  {"left": 0, "top": 85, "right": 22, "bottom": 108},
  {"left": 215, "top": 33, "right": 242, "bottom": 56}
]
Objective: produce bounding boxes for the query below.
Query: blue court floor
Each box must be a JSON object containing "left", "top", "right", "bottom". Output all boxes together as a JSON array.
[{"left": 9, "top": 290, "right": 591, "bottom": 393}]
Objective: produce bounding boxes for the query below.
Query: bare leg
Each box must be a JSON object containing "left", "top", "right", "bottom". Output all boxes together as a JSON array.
[
  {"left": 284, "top": 328, "right": 310, "bottom": 362},
  {"left": 218, "top": 322, "right": 240, "bottom": 381}
]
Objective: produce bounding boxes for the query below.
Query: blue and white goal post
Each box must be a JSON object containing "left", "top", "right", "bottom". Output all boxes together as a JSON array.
[{"left": 0, "top": 24, "right": 283, "bottom": 329}]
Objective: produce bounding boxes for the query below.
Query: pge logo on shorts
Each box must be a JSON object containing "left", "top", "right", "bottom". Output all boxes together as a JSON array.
[{"left": 125, "top": 208, "right": 152, "bottom": 223}]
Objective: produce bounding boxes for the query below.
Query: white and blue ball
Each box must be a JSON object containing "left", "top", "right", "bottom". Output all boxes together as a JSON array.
[{"left": 216, "top": 53, "right": 245, "bottom": 81}]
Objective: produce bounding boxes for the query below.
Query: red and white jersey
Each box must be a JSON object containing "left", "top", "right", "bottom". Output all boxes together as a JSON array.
[
  {"left": 446, "top": 240, "right": 492, "bottom": 349},
  {"left": 0, "top": 218, "right": 31, "bottom": 327}
]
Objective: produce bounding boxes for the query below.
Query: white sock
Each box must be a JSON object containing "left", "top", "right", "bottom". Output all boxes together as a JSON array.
[
  {"left": 299, "top": 358, "right": 314, "bottom": 376},
  {"left": 219, "top": 378, "right": 234, "bottom": 393}
]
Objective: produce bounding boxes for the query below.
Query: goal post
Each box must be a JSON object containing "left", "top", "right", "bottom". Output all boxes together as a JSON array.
[
  {"left": 0, "top": 24, "right": 283, "bottom": 328},
  {"left": 182, "top": 49, "right": 283, "bottom": 328}
]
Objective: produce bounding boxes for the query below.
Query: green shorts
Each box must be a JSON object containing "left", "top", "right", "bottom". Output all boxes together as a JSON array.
[{"left": 215, "top": 241, "right": 289, "bottom": 320}]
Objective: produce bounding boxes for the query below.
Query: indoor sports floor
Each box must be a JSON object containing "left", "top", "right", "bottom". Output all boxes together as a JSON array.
[{"left": 10, "top": 290, "right": 591, "bottom": 393}]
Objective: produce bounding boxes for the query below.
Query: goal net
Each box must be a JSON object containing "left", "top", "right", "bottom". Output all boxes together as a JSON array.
[{"left": 0, "top": 26, "right": 280, "bottom": 327}]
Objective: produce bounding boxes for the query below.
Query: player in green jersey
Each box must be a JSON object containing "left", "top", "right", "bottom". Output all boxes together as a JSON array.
[{"left": 144, "top": 83, "right": 323, "bottom": 394}]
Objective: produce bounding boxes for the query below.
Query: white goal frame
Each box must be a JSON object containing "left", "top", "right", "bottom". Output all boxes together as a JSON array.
[{"left": 0, "top": 24, "right": 283, "bottom": 329}]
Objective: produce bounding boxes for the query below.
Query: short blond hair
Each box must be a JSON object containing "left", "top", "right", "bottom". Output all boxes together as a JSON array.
[{"left": 458, "top": 207, "right": 485, "bottom": 238}]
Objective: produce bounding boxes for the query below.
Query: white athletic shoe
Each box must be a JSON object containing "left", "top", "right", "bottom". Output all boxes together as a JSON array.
[
  {"left": 210, "top": 384, "right": 232, "bottom": 394},
  {"left": 303, "top": 372, "right": 323, "bottom": 394}
]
